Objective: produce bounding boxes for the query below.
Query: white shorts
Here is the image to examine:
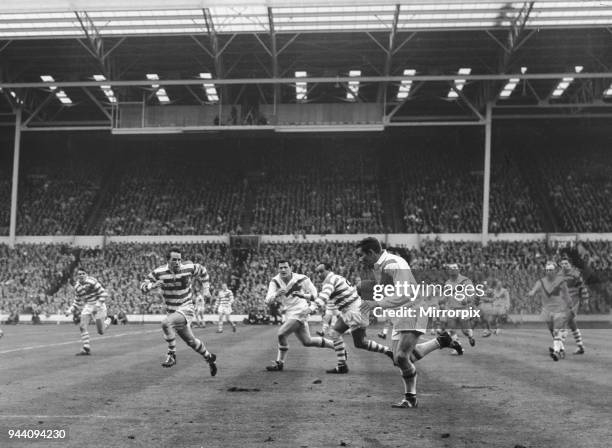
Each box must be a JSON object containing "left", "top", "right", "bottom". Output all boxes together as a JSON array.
[
  {"left": 285, "top": 306, "right": 311, "bottom": 323},
  {"left": 218, "top": 305, "right": 232, "bottom": 315},
  {"left": 338, "top": 299, "right": 367, "bottom": 330},
  {"left": 196, "top": 306, "right": 206, "bottom": 315},
  {"left": 172, "top": 302, "right": 196, "bottom": 325},
  {"left": 390, "top": 301, "right": 427, "bottom": 336},
  {"left": 81, "top": 302, "right": 107, "bottom": 318}
]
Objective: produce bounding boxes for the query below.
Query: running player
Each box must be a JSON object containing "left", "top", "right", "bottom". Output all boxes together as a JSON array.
[
  {"left": 314, "top": 262, "right": 393, "bottom": 374},
  {"left": 66, "top": 268, "right": 112, "bottom": 356},
  {"left": 527, "top": 261, "right": 572, "bottom": 361},
  {"left": 194, "top": 289, "right": 207, "bottom": 328},
  {"left": 140, "top": 247, "right": 217, "bottom": 375},
  {"left": 215, "top": 283, "right": 236, "bottom": 333},
  {"left": 443, "top": 264, "right": 476, "bottom": 347},
  {"left": 481, "top": 280, "right": 510, "bottom": 336},
  {"left": 559, "top": 257, "right": 587, "bottom": 354},
  {"left": 264, "top": 260, "right": 335, "bottom": 371},
  {"left": 358, "top": 237, "right": 462, "bottom": 408}
]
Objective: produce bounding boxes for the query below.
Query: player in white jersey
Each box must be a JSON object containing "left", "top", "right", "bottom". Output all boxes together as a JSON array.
[
  {"left": 141, "top": 247, "right": 217, "bottom": 375},
  {"left": 481, "top": 280, "right": 510, "bottom": 337},
  {"left": 358, "top": 237, "right": 462, "bottom": 408},
  {"left": 215, "top": 283, "right": 236, "bottom": 333},
  {"left": 66, "top": 268, "right": 112, "bottom": 356},
  {"left": 194, "top": 290, "right": 206, "bottom": 328},
  {"left": 264, "top": 260, "right": 335, "bottom": 371},
  {"left": 527, "top": 261, "right": 572, "bottom": 361}
]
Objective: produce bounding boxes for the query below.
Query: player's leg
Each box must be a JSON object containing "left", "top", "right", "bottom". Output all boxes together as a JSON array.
[
  {"left": 295, "top": 321, "right": 334, "bottom": 349},
  {"left": 567, "top": 310, "right": 585, "bottom": 354},
  {"left": 326, "top": 317, "right": 350, "bottom": 373},
  {"left": 229, "top": 311, "right": 236, "bottom": 332},
  {"left": 351, "top": 327, "right": 393, "bottom": 358},
  {"left": 378, "top": 319, "right": 391, "bottom": 339},
  {"left": 76, "top": 312, "right": 93, "bottom": 355},
  {"left": 176, "top": 319, "right": 217, "bottom": 376},
  {"left": 94, "top": 304, "right": 112, "bottom": 335},
  {"left": 266, "top": 318, "right": 300, "bottom": 371},
  {"left": 160, "top": 312, "right": 181, "bottom": 367},
  {"left": 317, "top": 309, "right": 333, "bottom": 337},
  {"left": 391, "top": 331, "right": 421, "bottom": 408},
  {"left": 217, "top": 309, "right": 224, "bottom": 333},
  {"left": 461, "top": 316, "right": 476, "bottom": 346},
  {"left": 550, "top": 313, "right": 568, "bottom": 361}
]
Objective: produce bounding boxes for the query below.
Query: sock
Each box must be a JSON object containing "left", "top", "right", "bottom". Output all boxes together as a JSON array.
[
  {"left": 333, "top": 339, "right": 347, "bottom": 366},
  {"left": 310, "top": 337, "right": 334, "bottom": 349},
  {"left": 382, "top": 327, "right": 389, "bottom": 336},
  {"left": 553, "top": 337, "right": 561, "bottom": 352},
  {"left": 277, "top": 344, "right": 288, "bottom": 363},
  {"left": 466, "top": 328, "right": 474, "bottom": 338},
  {"left": 104, "top": 317, "right": 112, "bottom": 330},
  {"left": 218, "top": 320, "right": 223, "bottom": 331},
  {"left": 193, "top": 339, "right": 211, "bottom": 359},
  {"left": 80, "top": 330, "right": 90, "bottom": 349},
  {"left": 412, "top": 338, "right": 441, "bottom": 360},
  {"left": 572, "top": 329, "right": 583, "bottom": 347},
  {"left": 365, "top": 340, "right": 388, "bottom": 353},
  {"left": 401, "top": 370, "right": 417, "bottom": 396},
  {"left": 165, "top": 336, "right": 176, "bottom": 354}
]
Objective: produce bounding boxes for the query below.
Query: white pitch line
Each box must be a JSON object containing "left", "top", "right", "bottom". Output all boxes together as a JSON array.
[{"left": 0, "top": 329, "right": 159, "bottom": 355}]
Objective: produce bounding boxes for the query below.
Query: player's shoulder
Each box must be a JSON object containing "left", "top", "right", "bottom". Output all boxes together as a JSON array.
[
  {"left": 153, "top": 264, "right": 170, "bottom": 274},
  {"left": 84, "top": 276, "right": 98, "bottom": 285},
  {"left": 382, "top": 253, "right": 410, "bottom": 270}
]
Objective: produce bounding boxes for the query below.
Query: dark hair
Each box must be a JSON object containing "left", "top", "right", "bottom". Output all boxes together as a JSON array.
[
  {"left": 167, "top": 247, "right": 182, "bottom": 259},
  {"left": 277, "top": 259, "right": 290, "bottom": 266},
  {"left": 319, "top": 262, "right": 333, "bottom": 271},
  {"left": 76, "top": 268, "right": 87, "bottom": 274},
  {"left": 357, "top": 237, "right": 382, "bottom": 255}
]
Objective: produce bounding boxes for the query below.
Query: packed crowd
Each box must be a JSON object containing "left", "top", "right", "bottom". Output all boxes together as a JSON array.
[
  {"left": 1, "top": 240, "right": 610, "bottom": 318},
  {"left": 5, "top": 137, "right": 612, "bottom": 236},
  {"left": 16, "top": 146, "right": 104, "bottom": 235},
  {"left": 400, "top": 144, "right": 542, "bottom": 234},
  {"left": 543, "top": 147, "right": 612, "bottom": 232},
  {"left": 249, "top": 143, "right": 385, "bottom": 234},
  {"left": 96, "top": 148, "right": 246, "bottom": 236}
]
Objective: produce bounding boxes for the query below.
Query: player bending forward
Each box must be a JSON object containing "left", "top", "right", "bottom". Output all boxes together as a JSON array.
[
  {"left": 527, "top": 261, "right": 572, "bottom": 361},
  {"left": 359, "top": 237, "right": 463, "bottom": 408},
  {"left": 264, "top": 260, "right": 335, "bottom": 371},
  {"left": 215, "top": 283, "right": 237, "bottom": 333},
  {"left": 141, "top": 247, "right": 217, "bottom": 375},
  {"left": 66, "top": 268, "right": 113, "bottom": 356}
]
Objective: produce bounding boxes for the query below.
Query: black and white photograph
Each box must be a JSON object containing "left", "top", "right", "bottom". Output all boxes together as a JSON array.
[{"left": 1, "top": 1, "right": 611, "bottom": 447}]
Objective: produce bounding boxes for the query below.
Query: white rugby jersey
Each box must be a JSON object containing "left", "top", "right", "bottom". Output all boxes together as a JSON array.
[{"left": 265, "top": 272, "right": 316, "bottom": 315}]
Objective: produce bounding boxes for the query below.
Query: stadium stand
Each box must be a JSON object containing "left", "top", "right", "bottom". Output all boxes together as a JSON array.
[{"left": 2, "top": 241, "right": 610, "bottom": 317}]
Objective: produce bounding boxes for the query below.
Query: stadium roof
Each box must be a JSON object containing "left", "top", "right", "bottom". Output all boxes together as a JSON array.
[
  {"left": 1, "top": 1, "right": 612, "bottom": 129},
  {"left": 3, "top": 1, "right": 612, "bottom": 37}
]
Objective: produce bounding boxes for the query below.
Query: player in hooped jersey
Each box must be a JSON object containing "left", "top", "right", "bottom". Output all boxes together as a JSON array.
[
  {"left": 66, "top": 268, "right": 113, "bottom": 356},
  {"left": 140, "top": 247, "right": 217, "bottom": 375},
  {"left": 527, "top": 261, "right": 572, "bottom": 361},
  {"left": 443, "top": 264, "right": 476, "bottom": 347},
  {"left": 559, "top": 257, "right": 587, "bottom": 354},
  {"left": 215, "top": 283, "right": 236, "bottom": 333},
  {"left": 314, "top": 263, "right": 394, "bottom": 374},
  {"left": 358, "top": 237, "right": 462, "bottom": 408},
  {"left": 264, "top": 260, "right": 335, "bottom": 371}
]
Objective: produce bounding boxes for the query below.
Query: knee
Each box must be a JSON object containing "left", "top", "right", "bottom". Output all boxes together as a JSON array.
[
  {"left": 161, "top": 319, "right": 172, "bottom": 331},
  {"left": 79, "top": 324, "right": 87, "bottom": 333},
  {"left": 329, "top": 329, "right": 341, "bottom": 340},
  {"left": 353, "top": 336, "right": 367, "bottom": 349},
  {"left": 185, "top": 337, "right": 197, "bottom": 347}
]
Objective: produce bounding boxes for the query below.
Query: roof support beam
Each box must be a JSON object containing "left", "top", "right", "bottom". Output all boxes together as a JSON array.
[
  {"left": 21, "top": 92, "right": 55, "bottom": 127},
  {"left": 74, "top": 11, "right": 122, "bottom": 78},
  {"left": 80, "top": 87, "right": 113, "bottom": 121},
  {"left": 4, "top": 73, "right": 612, "bottom": 89},
  {"left": 376, "top": 4, "right": 400, "bottom": 103}
]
